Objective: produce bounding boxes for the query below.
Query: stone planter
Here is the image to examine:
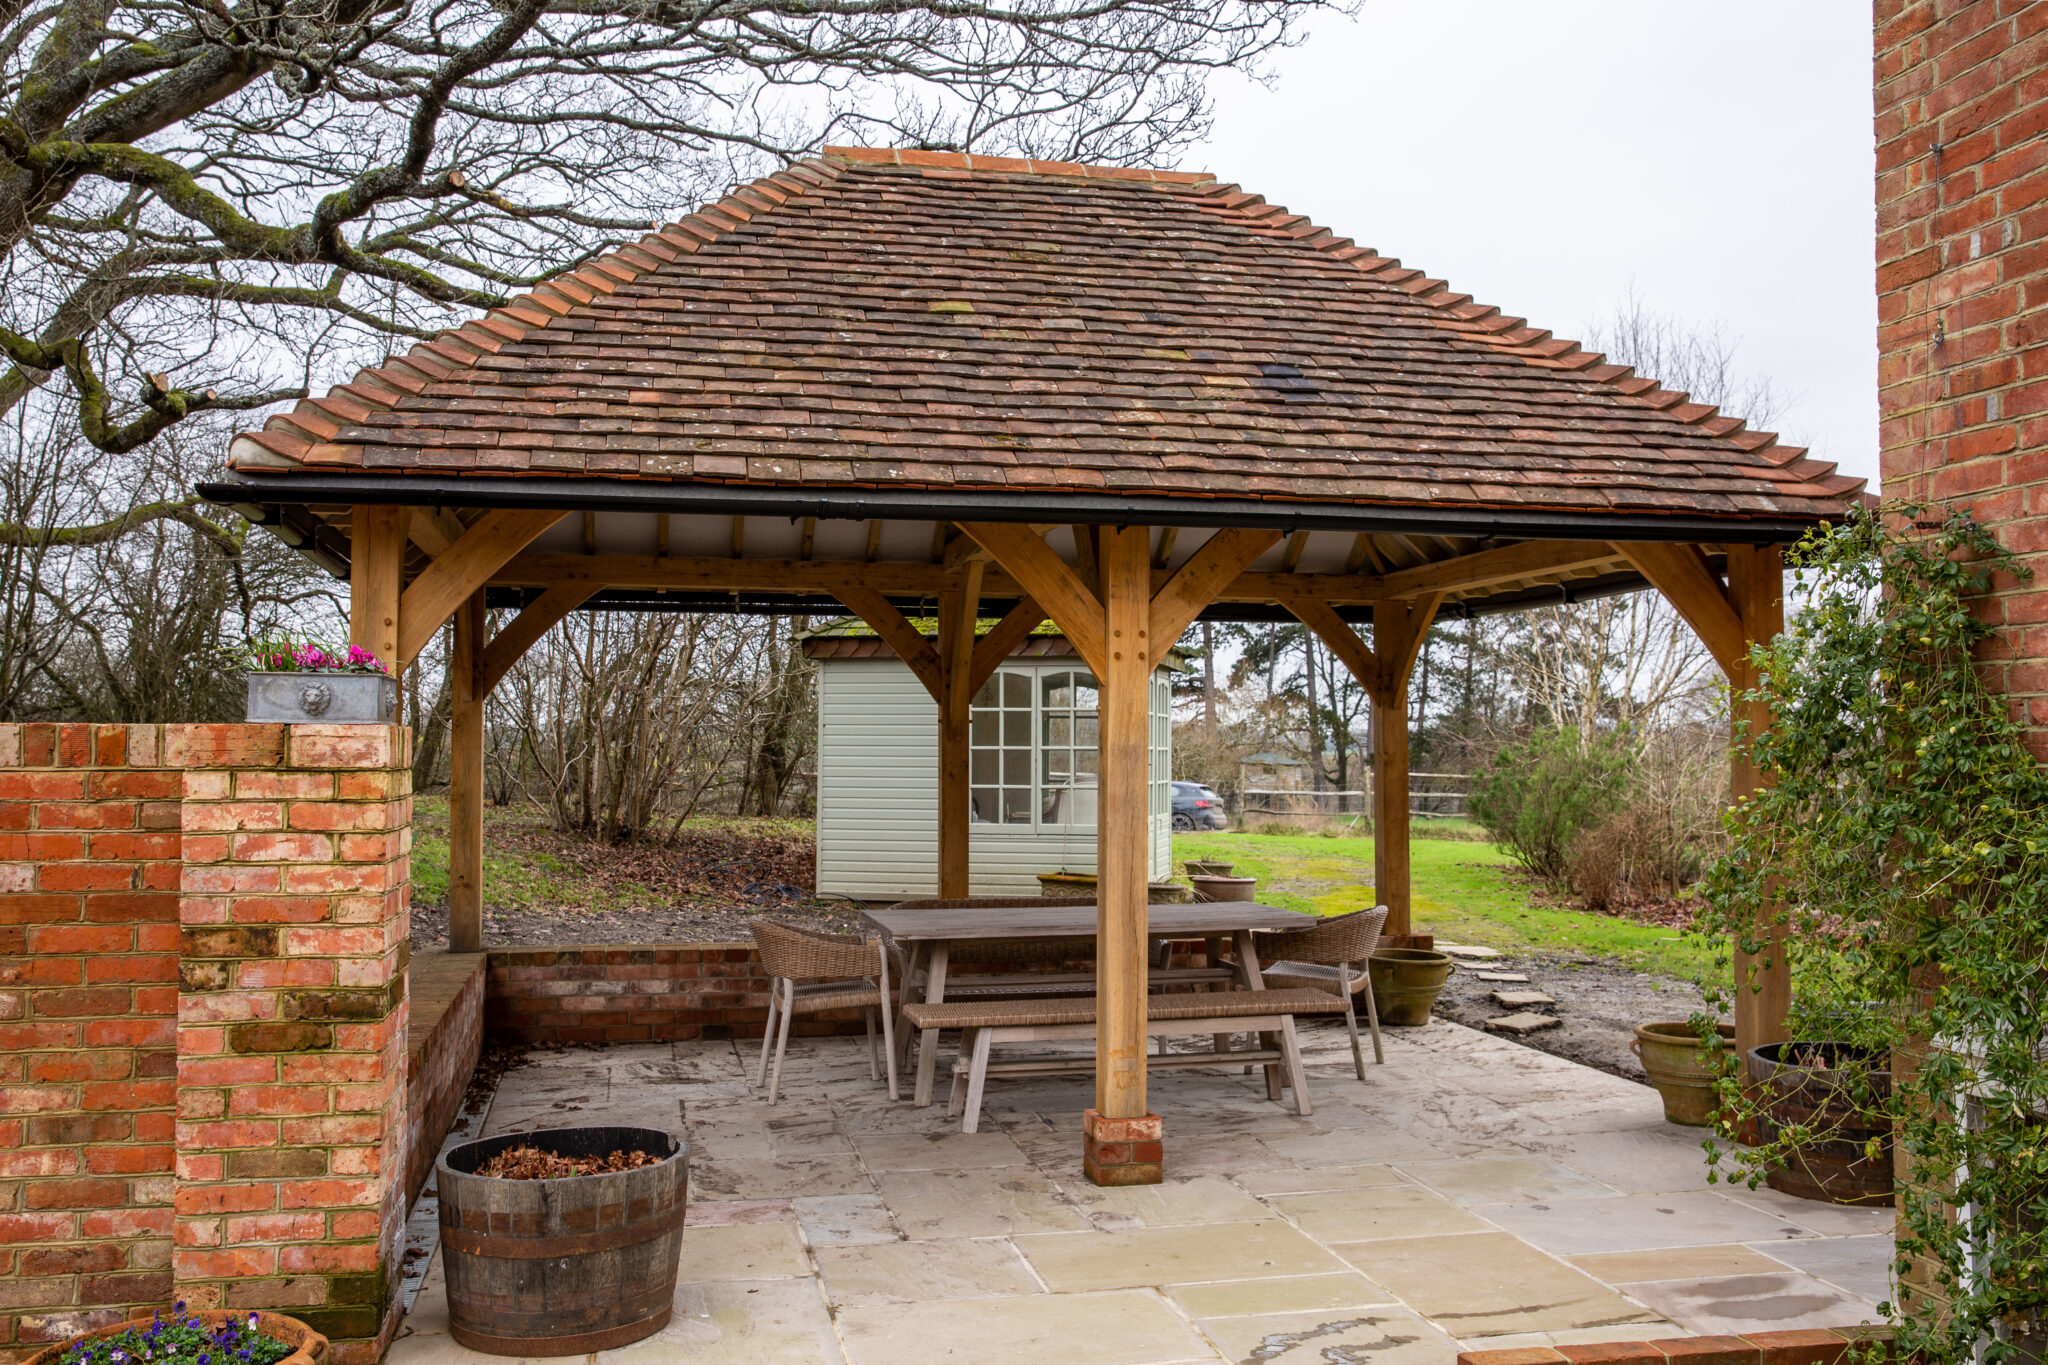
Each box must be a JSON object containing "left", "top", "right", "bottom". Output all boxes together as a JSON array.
[
  {"left": 1366, "top": 948, "right": 1454, "bottom": 1027},
  {"left": 1184, "top": 860, "right": 1236, "bottom": 877},
  {"left": 24, "top": 1310, "right": 328, "bottom": 1365},
  {"left": 1035, "top": 871, "right": 1189, "bottom": 902},
  {"left": 1189, "top": 873, "right": 1257, "bottom": 903},
  {"left": 1633, "top": 1021, "right": 1736, "bottom": 1126},
  {"left": 439, "top": 1126, "right": 689, "bottom": 1355},
  {"left": 1746, "top": 1042, "right": 1894, "bottom": 1207},
  {"left": 247, "top": 670, "right": 397, "bottom": 723}
]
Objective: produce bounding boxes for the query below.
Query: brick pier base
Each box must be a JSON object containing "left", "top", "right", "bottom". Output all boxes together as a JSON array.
[{"left": 1082, "top": 1109, "right": 1163, "bottom": 1186}]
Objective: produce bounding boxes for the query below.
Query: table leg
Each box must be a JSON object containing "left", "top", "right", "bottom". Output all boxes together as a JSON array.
[
  {"left": 1205, "top": 935, "right": 1233, "bottom": 1056},
  {"left": 1234, "top": 928, "right": 1283, "bottom": 1101},
  {"left": 912, "top": 943, "right": 950, "bottom": 1107},
  {"left": 894, "top": 941, "right": 928, "bottom": 1076}
]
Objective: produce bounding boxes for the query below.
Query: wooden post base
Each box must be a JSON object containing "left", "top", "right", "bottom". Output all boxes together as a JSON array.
[{"left": 1083, "top": 1109, "right": 1164, "bottom": 1187}]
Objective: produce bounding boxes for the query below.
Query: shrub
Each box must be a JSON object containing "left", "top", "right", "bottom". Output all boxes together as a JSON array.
[{"left": 1469, "top": 728, "right": 1633, "bottom": 881}]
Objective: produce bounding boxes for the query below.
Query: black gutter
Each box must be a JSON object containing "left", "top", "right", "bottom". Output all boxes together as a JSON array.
[{"left": 196, "top": 472, "right": 1827, "bottom": 547}]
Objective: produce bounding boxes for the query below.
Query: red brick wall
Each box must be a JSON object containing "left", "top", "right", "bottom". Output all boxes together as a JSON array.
[
  {"left": 402, "top": 953, "right": 484, "bottom": 1208},
  {"left": 484, "top": 945, "right": 792, "bottom": 1044},
  {"left": 1877, "top": 0, "right": 2048, "bottom": 758},
  {"left": 0, "top": 725, "right": 180, "bottom": 1361}
]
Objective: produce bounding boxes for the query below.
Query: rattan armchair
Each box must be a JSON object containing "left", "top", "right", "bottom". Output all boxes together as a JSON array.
[
  {"left": 750, "top": 920, "right": 897, "bottom": 1104},
  {"left": 1259, "top": 905, "right": 1390, "bottom": 1080}
]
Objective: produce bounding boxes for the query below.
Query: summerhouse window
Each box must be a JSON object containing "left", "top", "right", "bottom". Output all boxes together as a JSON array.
[{"left": 968, "top": 664, "right": 1169, "bottom": 832}]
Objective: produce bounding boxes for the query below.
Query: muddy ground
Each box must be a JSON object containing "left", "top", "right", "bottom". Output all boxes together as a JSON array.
[
  {"left": 1431, "top": 946, "right": 1709, "bottom": 1083},
  {"left": 409, "top": 895, "right": 870, "bottom": 950}
]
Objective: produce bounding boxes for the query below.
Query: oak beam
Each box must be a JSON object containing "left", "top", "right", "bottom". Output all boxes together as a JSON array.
[
  {"left": 936, "top": 563, "right": 985, "bottom": 899},
  {"left": 1368, "top": 592, "right": 1444, "bottom": 936},
  {"left": 448, "top": 590, "right": 486, "bottom": 954},
  {"left": 489, "top": 552, "right": 1020, "bottom": 600},
  {"left": 1378, "top": 539, "right": 1619, "bottom": 600},
  {"left": 833, "top": 585, "right": 944, "bottom": 698},
  {"left": 395, "top": 509, "right": 568, "bottom": 666},
  {"left": 1284, "top": 596, "right": 1379, "bottom": 694},
  {"left": 1151, "top": 529, "right": 1283, "bottom": 647},
  {"left": 959, "top": 524, "right": 1109, "bottom": 677},
  {"left": 1726, "top": 544, "right": 1788, "bottom": 1060}
]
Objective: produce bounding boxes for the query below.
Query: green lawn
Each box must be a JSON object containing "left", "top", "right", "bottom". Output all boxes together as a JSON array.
[{"left": 1173, "top": 828, "right": 1712, "bottom": 981}]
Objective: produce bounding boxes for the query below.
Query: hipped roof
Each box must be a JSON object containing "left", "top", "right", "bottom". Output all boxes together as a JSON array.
[{"left": 228, "top": 147, "right": 1863, "bottom": 529}]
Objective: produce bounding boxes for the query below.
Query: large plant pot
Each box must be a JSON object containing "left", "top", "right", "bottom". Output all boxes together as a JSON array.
[
  {"left": 246, "top": 670, "right": 397, "bottom": 723},
  {"left": 1189, "top": 874, "right": 1257, "bottom": 903},
  {"left": 1036, "top": 872, "right": 1190, "bottom": 902},
  {"left": 1366, "top": 948, "right": 1454, "bottom": 1027},
  {"left": 1746, "top": 1042, "right": 1894, "bottom": 1207},
  {"left": 1633, "top": 1021, "right": 1736, "bottom": 1126},
  {"left": 439, "top": 1126, "right": 689, "bottom": 1355},
  {"left": 25, "top": 1310, "right": 327, "bottom": 1365},
  {"left": 1185, "top": 860, "right": 1236, "bottom": 878}
]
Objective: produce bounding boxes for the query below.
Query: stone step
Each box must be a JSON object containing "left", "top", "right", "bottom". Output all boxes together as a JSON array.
[
  {"left": 1486, "top": 1012, "right": 1562, "bottom": 1035},
  {"left": 1489, "top": 990, "right": 1556, "bottom": 1009},
  {"left": 1472, "top": 971, "right": 1530, "bottom": 983}
]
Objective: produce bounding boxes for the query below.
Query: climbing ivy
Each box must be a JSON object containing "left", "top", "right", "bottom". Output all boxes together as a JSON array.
[{"left": 1697, "top": 503, "right": 2048, "bottom": 1362}]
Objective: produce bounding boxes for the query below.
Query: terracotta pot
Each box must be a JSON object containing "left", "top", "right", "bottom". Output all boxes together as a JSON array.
[
  {"left": 1189, "top": 874, "right": 1257, "bottom": 903},
  {"left": 1632, "top": 1021, "right": 1735, "bottom": 1126},
  {"left": 1746, "top": 1041, "right": 1894, "bottom": 1207},
  {"left": 1366, "top": 948, "right": 1454, "bottom": 1026},
  {"left": 25, "top": 1310, "right": 328, "bottom": 1365}
]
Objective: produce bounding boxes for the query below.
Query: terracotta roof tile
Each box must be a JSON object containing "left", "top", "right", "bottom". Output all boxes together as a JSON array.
[{"left": 228, "top": 148, "right": 1864, "bottom": 523}]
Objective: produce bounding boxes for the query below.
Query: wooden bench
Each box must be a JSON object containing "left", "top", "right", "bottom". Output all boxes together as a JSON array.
[{"left": 901, "top": 989, "right": 1349, "bottom": 1133}]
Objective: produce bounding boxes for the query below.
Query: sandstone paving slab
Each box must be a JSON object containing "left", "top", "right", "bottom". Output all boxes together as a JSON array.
[
  {"left": 1231, "top": 1164, "right": 1412, "bottom": 1196},
  {"left": 1451, "top": 1321, "right": 1686, "bottom": 1352},
  {"left": 688, "top": 1155, "right": 876, "bottom": 1201},
  {"left": 1167, "top": 1271, "right": 1396, "bottom": 1319},
  {"left": 1193, "top": 1307, "right": 1461, "bottom": 1364},
  {"left": 835, "top": 1290, "right": 1217, "bottom": 1365},
  {"left": 388, "top": 1327, "right": 588, "bottom": 1365},
  {"left": 1503, "top": 1094, "right": 1672, "bottom": 1135},
  {"left": 814, "top": 1238, "right": 1042, "bottom": 1306},
  {"left": 1394, "top": 1156, "right": 1620, "bottom": 1206},
  {"left": 1748, "top": 1233, "right": 1895, "bottom": 1304},
  {"left": 1617, "top": 1271, "right": 1883, "bottom": 1336},
  {"left": 675, "top": 1221, "right": 812, "bottom": 1282},
  {"left": 1474, "top": 1191, "right": 1814, "bottom": 1256},
  {"left": 1566, "top": 1243, "right": 1796, "bottom": 1285},
  {"left": 598, "top": 1278, "right": 844, "bottom": 1365},
  {"left": 1267, "top": 1183, "right": 1490, "bottom": 1243},
  {"left": 1066, "top": 1175, "right": 1272, "bottom": 1228},
  {"left": 687, "top": 1199, "right": 794, "bottom": 1227},
  {"left": 1017, "top": 1220, "right": 1347, "bottom": 1291},
  {"left": 1509, "top": 1127, "right": 1731, "bottom": 1195},
  {"left": 1716, "top": 1184, "right": 1900, "bottom": 1238},
  {"left": 852, "top": 1130, "right": 1031, "bottom": 1170},
  {"left": 1168, "top": 1133, "right": 1311, "bottom": 1177},
  {"left": 878, "top": 1165, "right": 1090, "bottom": 1239},
  {"left": 793, "top": 1193, "right": 899, "bottom": 1246},
  {"left": 1333, "top": 1232, "right": 1663, "bottom": 1337},
  {"left": 1256, "top": 1122, "right": 1452, "bottom": 1167}
]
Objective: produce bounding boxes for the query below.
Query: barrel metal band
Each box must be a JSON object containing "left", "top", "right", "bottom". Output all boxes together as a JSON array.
[
  {"left": 440, "top": 1202, "right": 686, "bottom": 1260},
  {"left": 449, "top": 1306, "right": 672, "bottom": 1357}
]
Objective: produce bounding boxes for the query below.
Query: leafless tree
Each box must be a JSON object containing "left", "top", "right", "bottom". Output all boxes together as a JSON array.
[{"left": 0, "top": 0, "right": 1331, "bottom": 461}]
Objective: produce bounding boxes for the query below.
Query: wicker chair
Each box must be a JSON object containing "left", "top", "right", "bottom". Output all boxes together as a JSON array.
[
  {"left": 1258, "top": 905, "right": 1390, "bottom": 1080},
  {"left": 750, "top": 920, "right": 897, "bottom": 1105}
]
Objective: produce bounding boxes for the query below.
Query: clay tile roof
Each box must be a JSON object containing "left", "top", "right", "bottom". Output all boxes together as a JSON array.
[{"left": 228, "top": 146, "right": 1864, "bottom": 524}]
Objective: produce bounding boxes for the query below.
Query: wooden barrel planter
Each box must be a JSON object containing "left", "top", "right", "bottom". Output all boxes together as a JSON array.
[
  {"left": 1746, "top": 1042, "right": 1894, "bottom": 1207},
  {"left": 438, "top": 1126, "right": 689, "bottom": 1355},
  {"left": 1633, "top": 1021, "right": 1735, "bottom": 1126},
  {"left": 1189, "top": 874, "right": 1257, "bottom": 902}
]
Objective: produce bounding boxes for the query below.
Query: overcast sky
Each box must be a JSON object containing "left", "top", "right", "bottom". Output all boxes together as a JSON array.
[{"left": 1190, "top": 1, "right": 1877, "bottom": 485}]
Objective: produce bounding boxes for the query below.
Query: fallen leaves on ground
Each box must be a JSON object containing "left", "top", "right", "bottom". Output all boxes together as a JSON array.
[{"left": 476, "top": 1144, "right": 664, "bottom": 1180}]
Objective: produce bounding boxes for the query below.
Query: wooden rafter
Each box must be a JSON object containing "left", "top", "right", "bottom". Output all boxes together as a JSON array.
[
  {"left": 1279, "top": 529, "right": 1310, "bottom": 574},
  {"left": 1152, "top": 526, "right": 1179, "bottom": 570},
  {"left": 493, "top": 552, "right": 1022, "bottom": 599},
  {"left": 799, "top": 518, "right": 816, "bottom": 560},
  {"left": 864, "top": 520, "right": 884, "bottom": 562}
]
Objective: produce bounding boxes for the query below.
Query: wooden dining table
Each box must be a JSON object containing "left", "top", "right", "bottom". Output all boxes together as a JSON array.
[{"left": 864, "top": 901, "right": 1320, "bottom": 1105}]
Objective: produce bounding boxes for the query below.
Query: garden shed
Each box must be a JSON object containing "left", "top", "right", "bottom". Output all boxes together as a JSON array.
[{"left": 801, "top": 617, "right": 1179, "bottom": 897}]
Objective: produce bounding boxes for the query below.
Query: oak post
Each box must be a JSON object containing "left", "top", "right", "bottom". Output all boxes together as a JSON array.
[
  {"left": 449, "top": 590, "right": 486, "bottom": 954},
  {"left": 936, "top": 563, "right": 984, "bottom": 898},
  {"left": 1369, "top": 667, "right": 1413, "bottom": 936},
  {"left": 1096, "top": 526, "right": 1151, "bottom": 1121},
  {"left": 1726, "top": 544, "right": 1788, "bottom": 1059},
  {"left": 349, "top": 504, "right": 407, "bottom": 668}
]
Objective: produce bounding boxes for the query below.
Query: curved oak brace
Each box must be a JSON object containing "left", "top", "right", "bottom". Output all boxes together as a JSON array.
[
  {"left": 967, "top": 596, "right": 1045, "bottom": 696},
  {"left": 1151, "top": 528, "right": 1282, "bottom": 646},
  {"left": 479, "top": 580, "right": 602, "bottom": 697},
  {"left": 960, "top": 522, "right": 1108, "bottom": 678},
  {"left": 1283, "top": 595, "right": 1379, "bottom": 695},
  {"left": 832, "top": 584, "right": 944, "bottom": 699},
  {"left": 1611, "top": 541, "right": 1746, "bottom": 676},
  {"left": 395, "top": 509, "right": 569, "bottom": 665}
]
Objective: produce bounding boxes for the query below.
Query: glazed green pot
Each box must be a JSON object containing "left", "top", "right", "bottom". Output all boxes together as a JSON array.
[
  {"left": 1366, "top": 948, "right": 1454, "bottom": 1027},
  {"left": 1632, "top": 1021, "right": 1735, "bottom": 1126}
]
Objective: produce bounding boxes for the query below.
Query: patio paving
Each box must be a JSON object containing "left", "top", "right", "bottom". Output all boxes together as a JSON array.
[{"left": 393, "top": 1018, "right": 1893, "bottom": 1364}]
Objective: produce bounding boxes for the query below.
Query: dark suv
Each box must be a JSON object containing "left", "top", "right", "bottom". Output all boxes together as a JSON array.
[{"left": 1170, "top": 781, "right": 1227, "bottom": 831}]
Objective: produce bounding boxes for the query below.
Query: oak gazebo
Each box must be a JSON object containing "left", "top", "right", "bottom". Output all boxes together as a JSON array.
[{"left": 200, "top": 146, "right": 1865, "bottom": 1182}]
